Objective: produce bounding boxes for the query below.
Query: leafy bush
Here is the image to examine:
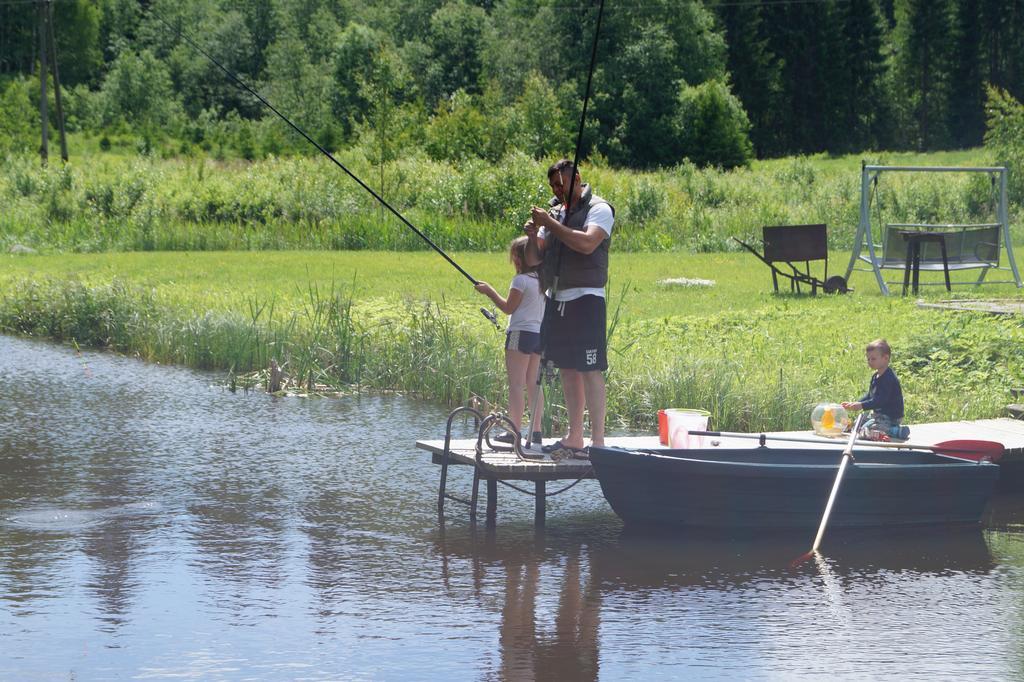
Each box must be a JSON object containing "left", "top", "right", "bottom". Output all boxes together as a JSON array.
[
  {"left": 624, "top": 179, "right": 665, "bottom": 227},
  {"left": 99, "top": 50, "right": 182, "bottom": 134},
  {"left": 984, "top": 86, "right": 1024, "bottom": 205},
  {"left": 0, "top": 145, "right": 1014, "bottom": 253},
  {"left": 674, "top": 80, "right": 753, "bottom": 169},
  {"left": 509, "top": 71, "right": 570, "bottom": 160},
  {"left": 0, "top": 78, "right": 36, "bottom": 154},
  {"left": 424, "top": 89, "right": 509, "bottom": 162}
]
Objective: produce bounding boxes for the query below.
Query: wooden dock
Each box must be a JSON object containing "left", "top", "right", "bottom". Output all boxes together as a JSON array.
[
  {"left": 417, "top": 435, "right": 640, "bottom": 525},
  {"left": 416, "top": 417, "right": 1024, "bottom": 525}
]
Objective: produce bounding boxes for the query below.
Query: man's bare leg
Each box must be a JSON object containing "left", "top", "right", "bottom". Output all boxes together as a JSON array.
[
  {"left": 582, "top": 371, "right": 606, "bottom": 447},
  {"left": 559, "top": 368, "right": 586, "bottom": 449}
]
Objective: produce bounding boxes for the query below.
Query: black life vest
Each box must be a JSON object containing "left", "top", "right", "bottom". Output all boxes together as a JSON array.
[{"left": 540, "top": 184, "right": 614, "bottom": 293}]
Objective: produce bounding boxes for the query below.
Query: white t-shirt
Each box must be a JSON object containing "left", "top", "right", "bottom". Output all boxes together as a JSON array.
[
  {"left": 538, "top": 201, "right": 614, "bottom": 301},
  {"left": 508, "top": 272, "right": 544, "bottom": 332}
]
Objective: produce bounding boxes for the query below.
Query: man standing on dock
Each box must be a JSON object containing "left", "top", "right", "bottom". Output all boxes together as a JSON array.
[{"left": 525, "top": 159, "right": 614, "bottom": 454}]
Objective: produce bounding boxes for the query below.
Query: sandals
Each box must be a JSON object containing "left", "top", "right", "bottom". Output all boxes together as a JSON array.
[
  {"left": 494, "top": 431, "right": 544, "bottom": 445},
  {"left": 491, "top": 432, "right": 519, "bottom": 445},
  {"left": 540, "top": 441, "right": 590, "bottom": 461}
]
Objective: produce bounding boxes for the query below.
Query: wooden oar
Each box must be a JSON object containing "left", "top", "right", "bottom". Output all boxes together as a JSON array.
[
  {"left": 795, "top": 413, "right": 865, "bottom": 563},
  {"left": 690, "top": 430, "right": 1005, "bottom": 463}
]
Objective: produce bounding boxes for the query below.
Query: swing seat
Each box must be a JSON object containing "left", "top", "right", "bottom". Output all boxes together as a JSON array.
[{"left": 880, "top": 223, "right": 1000, "bottom": 271}]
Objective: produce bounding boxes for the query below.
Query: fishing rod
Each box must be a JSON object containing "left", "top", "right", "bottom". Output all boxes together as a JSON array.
[
  {"left": 558, "top": 0, "right": 605, "bottom": 244},
  {"left": 541, "top": 0, "right": 605, "bottom": 300},
  {"left": 480, "top": 308, "right": 501, "bottom": 331},
  {"left": 525, "top": 0, "right": 605, "bottom": 450},
  {"left": 149, "top": 10, "right": 479, "bottom": 287}
]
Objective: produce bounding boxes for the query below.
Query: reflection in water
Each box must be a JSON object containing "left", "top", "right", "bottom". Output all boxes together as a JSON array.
[
  {"left": 3, "top": 334, "right": 1024, "bottom": 679},
  {"left": 580, "top": 525, "right": 996, "bottom": 593},
  {"left": 81, "top": 518, "right": 145, "bottom": 629},
  {"left": 496, "top": 543, "right": 600, "bottom": 681},
  {"left": 4, "top": 503, "right": 162, "bottom": 628},
  {"left": 434, "top": 521, "right": 1005, "bottom": 680},
  {"left": 984, "top": 493, "right": 1024, "bottom": 531},
  {"left": 435, "top": 524, "right": 601, "bottom": 682}
]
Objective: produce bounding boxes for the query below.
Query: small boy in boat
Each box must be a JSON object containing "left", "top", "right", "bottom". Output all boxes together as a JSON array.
[{"left": 842, "top": 338, "right": 910, "bottom": 440}]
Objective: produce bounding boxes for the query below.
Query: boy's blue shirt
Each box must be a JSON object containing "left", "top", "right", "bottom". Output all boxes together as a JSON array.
[{"left": 858, "top": 366, "right": 904, "bottom": 422}]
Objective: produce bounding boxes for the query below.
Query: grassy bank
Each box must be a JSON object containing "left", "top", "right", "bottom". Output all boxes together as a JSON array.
[
  {"left": 2, "top": 250, "right": 1023, "bottom": 435},
  {"left": 2, "top": 146, "right": 1019, "bottom": 254}
]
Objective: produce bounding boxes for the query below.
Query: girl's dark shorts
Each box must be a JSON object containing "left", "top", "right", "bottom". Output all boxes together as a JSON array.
[
  {"left": 541, "top": 295, "right": 607, "bottom": 372},
  {"left": 505, "top": 330, "right": 542, "bottom": 354}
]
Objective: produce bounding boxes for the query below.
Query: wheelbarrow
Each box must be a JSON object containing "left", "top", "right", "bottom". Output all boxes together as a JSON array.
[{"left": 733, "top": 224, "right": 850, "bottom": 294}]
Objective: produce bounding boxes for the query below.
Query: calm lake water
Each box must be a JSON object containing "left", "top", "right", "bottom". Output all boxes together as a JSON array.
[{"left": 3, "top": 334, "right": 1024, "bottom": 680}]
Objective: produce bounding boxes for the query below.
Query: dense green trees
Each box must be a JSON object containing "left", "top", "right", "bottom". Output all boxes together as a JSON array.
[
  {"left": 716, "top": 2, "right": 782, "bottom": 157},
  {"left": 839, "top": 0, "right": 889, "bottom": 152},
  {"left": 98, "top": 49, "right": 179, "bottom": 131},
  {"left": 0, "top": 0, "right": 102, "bottom": 85},
  {"left": 593, "top": 2, "right": 727, "bottom": 167},
  {"left": 985, "top": 85, "right": 1024, "bottom": 202},
  {"left": 894, "top": 0, "right": 957, "bottom": 149},
  {"left": 1, "top": 0, "right": 1023, "bottom": 167},
  {"left": 717, "top": 0, "right": 1024, "bottom": 155}
]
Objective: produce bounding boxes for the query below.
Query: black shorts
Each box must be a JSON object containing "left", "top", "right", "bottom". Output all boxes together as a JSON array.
[
  {"left": 541, "top": 295, "right": 607, "bottom": 372},
  {"left": 505, "top": 330, "right": 541, "bottom": 354}
]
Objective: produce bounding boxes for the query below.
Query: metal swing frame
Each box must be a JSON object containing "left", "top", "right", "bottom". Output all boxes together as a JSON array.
[{"left": 844, "top": 164, "right": 1022, "bottom": 295}]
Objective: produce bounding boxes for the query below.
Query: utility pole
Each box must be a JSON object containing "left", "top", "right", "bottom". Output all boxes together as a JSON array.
[
  {"left": 36, "top": 0, "right": 68, "bottom": 165},
  {"left": 37, "top": 0, "right": 48, "bottom": 165},
  {"left": 46, "top": 0, "right": 68, "bottom": 162}
]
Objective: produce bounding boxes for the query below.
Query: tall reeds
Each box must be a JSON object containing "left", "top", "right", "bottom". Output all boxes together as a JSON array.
[
  {"left": 3, "top": 274, "right": 1022, "bottom": 433},
  {"left": 0, "top": 276, "right": 506, "bottom": 409},
  {"left": 2, "top": 150, "right": 1018, "bottom": 254}
]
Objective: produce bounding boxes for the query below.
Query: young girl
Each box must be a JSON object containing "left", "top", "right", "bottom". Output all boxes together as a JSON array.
[{"left": 475, "top": 235, "right": 545, "bottom": 445}]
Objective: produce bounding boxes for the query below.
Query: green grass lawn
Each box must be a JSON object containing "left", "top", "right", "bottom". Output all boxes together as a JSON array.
[
  {"left": 3, "top": 248, "right": 1022, "bottom": 315},
  {"left": 2, "top": 249, "right": 1023, "bottom": 435}
]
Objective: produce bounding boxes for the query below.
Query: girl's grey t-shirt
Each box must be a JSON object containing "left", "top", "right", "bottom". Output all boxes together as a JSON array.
[{"left": 508, "top": 272, "right": 544, "bottom": 332}]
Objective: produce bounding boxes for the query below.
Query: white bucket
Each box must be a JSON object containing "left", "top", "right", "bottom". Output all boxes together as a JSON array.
[{"left": 667, "top": 409, "right": 710, "bottom": 449}]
